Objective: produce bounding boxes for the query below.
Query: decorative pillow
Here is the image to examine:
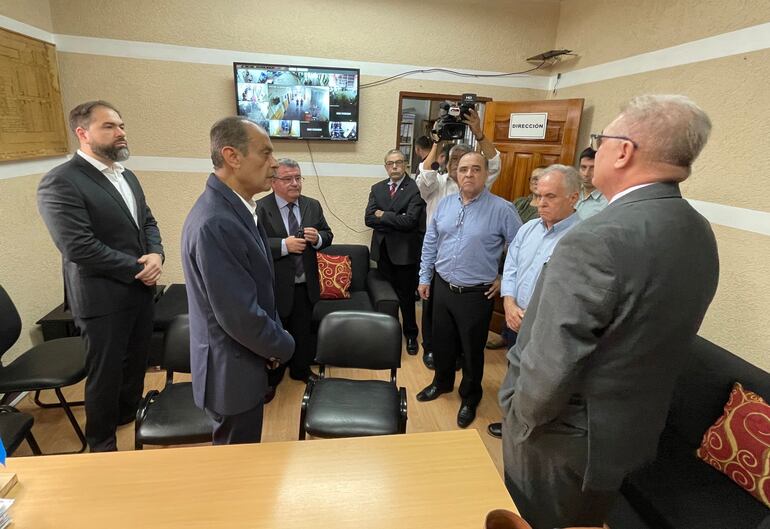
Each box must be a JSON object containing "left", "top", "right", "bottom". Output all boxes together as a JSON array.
[
  {"left": 316, "top": 253, "right": 352, "bottom": 300},
  {"left": 696, "top": 382, "right": 770, "bottom": 508}
]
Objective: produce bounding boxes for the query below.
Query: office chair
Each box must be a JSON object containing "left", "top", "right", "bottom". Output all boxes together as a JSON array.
[
  {"left": 134, "top": 314, "right": 212, "bottom": 449},
  {"left": 299, "top": 311, "right": 407, "bottom": 440},
  {"left": 0, "top": 405, "right": 41, "bottom": 456},
  {"left": 0, "top": 285, "right": 87, "bottom": 453}
]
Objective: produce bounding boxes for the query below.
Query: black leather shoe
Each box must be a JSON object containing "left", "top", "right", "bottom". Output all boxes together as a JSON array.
[
  {"left": 416, "top": 384, "right": 452, "bottom": 402},
  {"left": 487, "top": 422, "right": 502, "bottom": 438},
  {"left": 290, "top": 371, "right": 319, "bottom": 383},
  {"left": 457, "top": 403, "right": 477, "bottom": 428},
  {"left": 264, "top": 386, "right": 276, "bottom": 404},
  {"left": 406, "top": 337, "right": 419, "bottom": 355},
  {"left": 423, "top": 352, "right": 435, "bottom": 370}
]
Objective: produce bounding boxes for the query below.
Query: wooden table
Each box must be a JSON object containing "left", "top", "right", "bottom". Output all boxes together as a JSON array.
[{"left": 5, "top": 430, "right": 516, "bottom": 528}]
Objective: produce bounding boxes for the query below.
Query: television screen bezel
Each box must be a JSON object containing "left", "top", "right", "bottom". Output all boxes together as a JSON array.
[{"left": 232, "top": 61, "right": 361, "bottom": 142}]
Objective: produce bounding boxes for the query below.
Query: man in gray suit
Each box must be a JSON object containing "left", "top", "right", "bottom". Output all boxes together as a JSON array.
[
  {"left": 181, "top": 117, "right": 294, "bottom": 445},
  {"left": 38, "top": 100, "right": 164, "bottom": 452},
  {"left": 499, "top": 95, "right": 719, "bottom": 529}
]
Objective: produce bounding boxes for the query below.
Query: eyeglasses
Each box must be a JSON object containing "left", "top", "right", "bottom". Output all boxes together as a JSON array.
[
  {"left": 384, "top": 160, "right": 405, "bottom": 168},
  {"left": 272, "top": 176, "right": 304, "bottom": 183},
  {"left": 590, "top": 133, "right": 639, "bottom": 151}
]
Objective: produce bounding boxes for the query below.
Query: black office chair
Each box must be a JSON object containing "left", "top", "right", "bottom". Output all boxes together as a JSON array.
[
  {"left": 299, "top": 311, "right": 407, "bottom": 440},
  {"left": 0, "top": 285, "right": 87, "bottom": 453},
  {"left": 134, "top": 314, "right": 212, "bottom": 449},
  {"left": 0, "top": 405, "right": 41, "bottom": 456}
]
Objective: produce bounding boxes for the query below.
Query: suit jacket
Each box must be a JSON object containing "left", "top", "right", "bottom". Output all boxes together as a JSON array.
[
  {"left": 255, "top": 193, "right": 333, "bottom": 319},
  {"left": 365, "top": 174, "right": 426, "bottom": 265},
  {"left": 181, "top": 174, "right": 294, "bottom": 416},
  {"left": 37, "top": 153, "right": 163, "bottom": 319},
  {"left": 499, "top": 182, "right": 719, "bottom": 490}
]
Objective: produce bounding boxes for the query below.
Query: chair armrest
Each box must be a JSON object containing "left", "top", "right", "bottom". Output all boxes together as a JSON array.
[
  {"left": 135, "top": 389, "right": 159, "bottom": 428},
  {"left": 366, "top": 269, "right": 399, "bottom": 319},
  {"left": 399, "top": 386, "right": 408, "bottom": 434}
]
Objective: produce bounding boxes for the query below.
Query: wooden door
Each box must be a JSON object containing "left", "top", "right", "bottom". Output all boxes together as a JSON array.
[
  {"left": 484, "top": 98, "right": 584, "bottom": 202},
  {"left": 483, "top": 98, "right": 584, "bottom": 334}
]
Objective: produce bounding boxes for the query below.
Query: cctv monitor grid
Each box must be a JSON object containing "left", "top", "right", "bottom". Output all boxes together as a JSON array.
[{"left": 234, "top": 64, "right": 359, "bottom": 141}]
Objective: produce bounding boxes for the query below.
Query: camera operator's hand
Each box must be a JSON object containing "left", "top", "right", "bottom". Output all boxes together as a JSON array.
[
  {"left": 285, "top": 236, "right": 307, "bottom": 254},
  {"left": 463, "top": 108, "right": 483, "bottom": 137},
  {"left": 463, "top": 108, "right": 497, "bottom": 160}
]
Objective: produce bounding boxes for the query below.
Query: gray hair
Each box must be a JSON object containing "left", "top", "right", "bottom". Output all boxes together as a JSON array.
[
  {"left": 384, "top": 149, "right": 405, "bottom": 162},
  {"left": 210, "top": 117, "right": 258, "bottom": 169},
  {"left": 541, "top": 164, "right": 581, "bottom": 195},
  {"left": 277, "top": 158, "right": 300, "bottom": 171},
  {"left": 619, "top": 95, "right": 711, "bottom": 171}
]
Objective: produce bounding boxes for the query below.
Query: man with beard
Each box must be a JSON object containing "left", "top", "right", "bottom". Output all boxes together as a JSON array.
[{"left": 38, "top": 101, "right": 164, "bottom": 452}]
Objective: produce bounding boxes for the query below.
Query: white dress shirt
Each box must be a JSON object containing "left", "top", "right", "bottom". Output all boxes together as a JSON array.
[{"left": 77, "top": 149, "right": 138, "bottom": 225}]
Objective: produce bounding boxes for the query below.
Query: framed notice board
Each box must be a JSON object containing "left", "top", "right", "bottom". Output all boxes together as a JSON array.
[{"left": 0, "top": 27, "right": 68, "bottom": 161}]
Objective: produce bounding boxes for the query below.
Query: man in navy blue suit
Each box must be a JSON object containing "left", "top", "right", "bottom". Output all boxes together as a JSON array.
[{"left": 181, "top": 117, "right": 294, "bottom": 445}]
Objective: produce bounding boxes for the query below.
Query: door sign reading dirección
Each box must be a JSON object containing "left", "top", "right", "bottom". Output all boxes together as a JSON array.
[{"left": 508, "top": 112, "right": 548, "bottom": 139}]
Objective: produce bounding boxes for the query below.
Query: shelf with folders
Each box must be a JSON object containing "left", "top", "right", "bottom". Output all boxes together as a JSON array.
[{"left": 400, "top": 111, "right": 416, "bottom": 169}]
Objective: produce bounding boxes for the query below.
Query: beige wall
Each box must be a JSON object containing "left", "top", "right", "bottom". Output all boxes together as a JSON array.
[
  {"left": 0, "top": 0, "right": 52, "bottom": 32},
  {"left": 554, "top": 0, "right": 770, "bottom": 70},
  {"left": 1, "top": 0, "right": 769, "bottom": 372}
]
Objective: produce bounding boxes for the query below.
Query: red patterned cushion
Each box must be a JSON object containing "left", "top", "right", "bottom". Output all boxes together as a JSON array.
[
  {"left": 316, "top": 253, "right": 352, "bottom": 300},
  {"left": 696, "top": 382, "right": 770, "bottom": 508}
]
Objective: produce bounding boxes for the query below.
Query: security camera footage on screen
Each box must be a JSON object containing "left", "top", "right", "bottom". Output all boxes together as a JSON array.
[{"left": 233, "top": 63, "right": 360, "bottom": 141}]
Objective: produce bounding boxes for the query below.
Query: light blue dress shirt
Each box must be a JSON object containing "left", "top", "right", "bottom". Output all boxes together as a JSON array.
[
  {"left": 501, "top": 213, "right": 581, "bottom": 309},
  {"left": 420, "top": 189, "right": 522, "bottom": 287},
  {"left": 575, "top": 188, "right": 608, "bottom": 220}
]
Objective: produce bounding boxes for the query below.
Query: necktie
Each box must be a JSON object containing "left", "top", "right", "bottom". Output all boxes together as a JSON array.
[
  {"left": 287, "top": 202, "right": 304, "bottom": 278},
  {"left": 389, "top": 181, "right": 397, "bottom": 198}
]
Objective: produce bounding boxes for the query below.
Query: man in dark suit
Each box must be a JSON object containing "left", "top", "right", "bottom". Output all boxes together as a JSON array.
[
  {"left": 181, "top": 117, "right": 294, "bottom": 445},
  {"left": 38, "top": 100, "right": 164, "bottom": 452},
  {"left": 365, "top": 149, "right": 426, "bottom": 354},
  {"left": 499, "top": 95, "right": 720, "bottom": 529},
  {"left": 256, "top": 158, "right": 333, "bottom": 392}
]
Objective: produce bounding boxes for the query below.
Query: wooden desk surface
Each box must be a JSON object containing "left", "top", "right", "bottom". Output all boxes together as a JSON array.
[{"left": 6, "top": 430, "right": 515, "bottom": 529}]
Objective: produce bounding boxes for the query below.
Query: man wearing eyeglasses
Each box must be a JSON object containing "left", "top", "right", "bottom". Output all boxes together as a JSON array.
[
  {"left": 499, "top": 95, "right": 719, "bottom": 529},
  {"left": 256, "top": 159, "right": 333, "bottom": 397},
  {"left": 417, "top": 151, "right": 522, "bottom": 428},
  {"left": 365, "top": 150, "right": 426, "bottom": 355},
  {"left": 574, "top": 147, "right": 608, "bottom": 219}
]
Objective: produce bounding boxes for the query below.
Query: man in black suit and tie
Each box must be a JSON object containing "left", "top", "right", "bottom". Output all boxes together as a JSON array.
[
  {"left": 182, "top": 117, "right": 294, "bottom": 445},
  {"left": 365, "top": 149, "right": 426, "bottom": 354},
  {"left": 256, "top": 159, "right": 333, "bottom": 392},
  {"left": 38, "top": 101, "right": 164, "bottom": 452}
]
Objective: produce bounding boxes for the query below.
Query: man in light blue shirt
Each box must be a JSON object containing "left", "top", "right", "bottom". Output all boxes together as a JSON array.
[
  {"left": 416, "top": 152, "right": 522, "bottom": 428},
  {"left": 487, "top": 164, "right": 581, "bottom": 439},
  {"left": 575, "top": 147, "right": 608, "bottom": 219}
]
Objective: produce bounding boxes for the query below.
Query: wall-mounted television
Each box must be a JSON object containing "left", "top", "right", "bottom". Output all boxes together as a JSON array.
[{"left": 233, "top": 62, "right": 359, "bottom": 142}]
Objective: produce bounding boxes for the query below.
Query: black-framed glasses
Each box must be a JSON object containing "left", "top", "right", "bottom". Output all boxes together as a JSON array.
[
  {"left": 590, "top": 133, "right": 639, "bottom": 151},
  {"left": 385, "top": 160, "right": 405, "bottom": 168},
  {"left": 272, "top": 176, "right": 304, "bottom": 183}
]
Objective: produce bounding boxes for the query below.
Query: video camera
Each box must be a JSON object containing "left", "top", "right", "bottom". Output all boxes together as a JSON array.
[{"left": 431, "top": 93, "right": 477, "bottom": 142}]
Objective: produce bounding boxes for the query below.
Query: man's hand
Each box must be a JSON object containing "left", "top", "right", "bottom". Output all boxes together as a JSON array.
[
  {"left": 463, "top": 108, "right": 483, "bottom": 137},
  {"left": 303, "top": 227, "right": 319, "bottom": 245},
  {"left": 285, "top": 236, "right": 307, "bottom": 254},
  {"left": 375, "top": 209, "right": 384, "bottom": 218},
  {"left": 418, "top": 284, "right": 431, "bottom": 300},
  {"left": 135, "top": 253, "right": 163, "bottom": 286},
  {"left": 503, "top": 296, "right": 526, "bottom": 332},
  {"left": 485, "top": 277, "right": 501, "bottom": 299}
]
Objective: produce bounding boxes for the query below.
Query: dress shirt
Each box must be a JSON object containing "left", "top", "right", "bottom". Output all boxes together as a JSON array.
[
  {"left": 274, "top": 195, "right": 323, "bottom": 283},
  {"left": 77, "top": 149, "right": 137, "bottom": 225},
  {"left": 233, "top": 190, "right": 259, "bottom": 229},
  {"left": 575, "top": 188, "right": 608, "bottom": 220},
  {"left": 419, "top": 189, "right": 522, "bottom": 287},
  {"left": 501, "top": 213, "right": 581, "bottom": 309},
  {"left": 416, "top": 151, "right": 501, "bottom": 222},
  {"left": 609, "top": 183, "right": 655, "bottom": 204}
]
